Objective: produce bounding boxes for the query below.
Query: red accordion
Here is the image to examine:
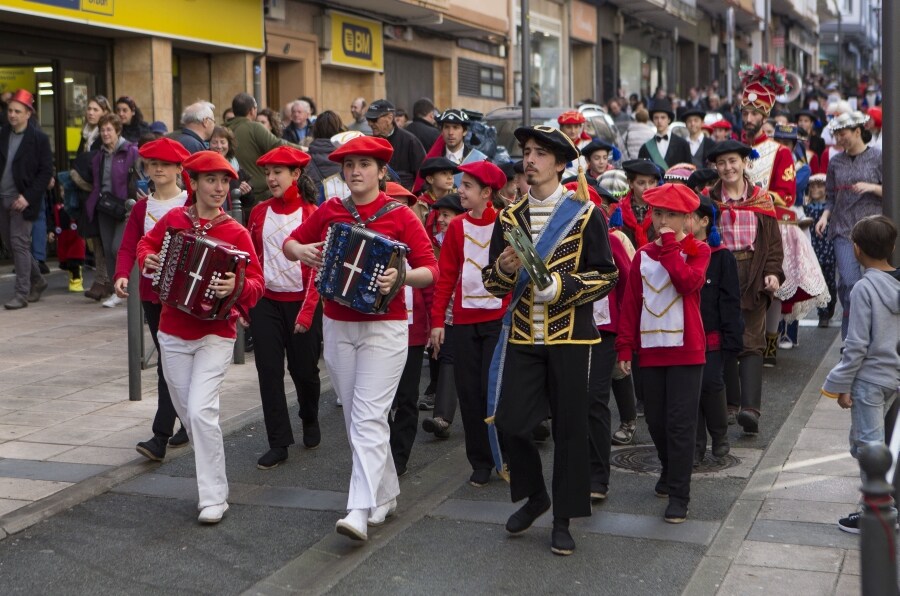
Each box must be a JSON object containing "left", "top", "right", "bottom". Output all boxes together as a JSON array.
[{"left": 151, "top": 228, "right": 250, "bottom": 320}]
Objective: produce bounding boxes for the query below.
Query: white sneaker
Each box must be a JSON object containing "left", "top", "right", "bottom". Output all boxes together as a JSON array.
[
  {"left": 198, "top": 502, "right": 229, "bottom": 524},
  {"left": 367, "top": 499, "right": 397, "bottom": 526},
  {"left": 778, "top": 338, "right": 794, "bottom": 350},
  {"left": 102, "top": 295, "right": 123, "bottom": 308},
  {"left": 335, "top": 509, "right": 368, "bottom": 540}
]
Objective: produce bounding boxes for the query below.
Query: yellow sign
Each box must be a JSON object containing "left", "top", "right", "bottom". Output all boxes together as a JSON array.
[
  {"left": 2, "top": 0, "right": 263, "bottom": 52},
  {"left": 0, "top": 67, "right": 37, "bottom": 95},
  {"left": 329, "top": 12, "right": 383, "bottom": 72}
]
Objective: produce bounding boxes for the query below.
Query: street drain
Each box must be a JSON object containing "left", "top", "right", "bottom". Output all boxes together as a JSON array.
[{"left": 610, "top": 445, "right": 742, "bottom": 473}]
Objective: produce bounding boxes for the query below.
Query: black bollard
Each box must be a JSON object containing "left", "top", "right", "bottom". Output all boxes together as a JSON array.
[
  {"left": 859, "top": 443, "right": 899, "bottom": 596},
  {"left": 230, "top": 191, "right": 245, "bottom": 364}
]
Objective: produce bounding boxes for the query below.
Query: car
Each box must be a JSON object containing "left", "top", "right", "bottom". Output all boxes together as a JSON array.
[{"left": 484, "top": 104, "right": 624, "bottom": 159}]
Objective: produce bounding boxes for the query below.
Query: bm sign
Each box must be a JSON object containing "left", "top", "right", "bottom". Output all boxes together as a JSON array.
[{"left": 330, "top": 11, "right": 383, "bottom": 71}]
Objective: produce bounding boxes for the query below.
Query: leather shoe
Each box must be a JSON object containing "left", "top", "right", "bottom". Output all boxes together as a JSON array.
[
  {"left": 257, "top": 447, "right": 288, "bottom": 470},
  {"left": 302, "top": 420, "right": 321, "bottom": 449},
  {"left": 664, "top": 500, "right": 688, "bottom": 524},
  {"left": 505, "top": 490, "right": 551, "bottom": 534},
  {"left": 27, "top": 278, "right": 48, "bottom": 303},
  {"left": 3, "top": 296, "right": 27, "bottom": 310},
  {"left": 532, "top": 420, "right": 551, "bottom": 443},
  {"left": 422, "top": 417, "right": 451, "bottom": 439},
  {"left": 737, "top": 409, "right": 760, "bottom": 434},
  {"left": 198, "top": 502, "right": 228, "bottom": 524},
  {"left": 169, "top": 425, "right": 189, "bottom": 447},
  {"left": 367, "top": 499, "right": 397, "bottom": 526},
  {"left": 712, "top": 439, "right": 730, "bottom": 458},
  {"left": 135, "top": 436, "right": 167, "bottom": 461},
  {"left": 550, "top": 518, "right": 575, "bottom": 556}
]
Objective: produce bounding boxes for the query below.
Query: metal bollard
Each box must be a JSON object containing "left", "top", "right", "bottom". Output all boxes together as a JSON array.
[
  {"left": 859, "top": 443, "right": 899, "bottom": 596},
  {"left": 126, "top": 265, "right": 143, "bottom": 401},
  {"left": 230, "top": 191, "right": 245, "bottom": 364}
]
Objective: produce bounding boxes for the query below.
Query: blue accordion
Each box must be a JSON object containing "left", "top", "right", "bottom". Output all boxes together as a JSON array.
[{"left": 315, "top": 222, "right": 409, "bottom": 314}]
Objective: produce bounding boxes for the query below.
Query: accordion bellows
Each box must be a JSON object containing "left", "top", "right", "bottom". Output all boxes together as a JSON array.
[
  {"left": 152, "top": 228, "right": 250, "bottom": 320},
  {"left": 316, "top": 222, "right": 408, "bottom": 315}
]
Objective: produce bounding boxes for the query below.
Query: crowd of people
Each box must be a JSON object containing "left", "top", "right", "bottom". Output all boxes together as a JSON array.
[{"left": 0, "top": 60, "right": 895, "bottom": 555}]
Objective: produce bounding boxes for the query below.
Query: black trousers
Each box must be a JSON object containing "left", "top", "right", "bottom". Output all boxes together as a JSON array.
[
  {"left": 249, "top": 297, "right": 323, "bottom": 448},
  {"left": 641, "top": 364, "right": 703, "bottom": 505},
  {"left": 453, "top": 320, "right": 501, "bottom": 472},
  {"left": 611, "top": 374, "right": 638, "bottom": 422},
  {"left": 144, "top": 301, "right": 178, "bottom": 439},
  {"left": 587, "top": 332, "right": 617, "bottom": 491},
  {"left": 390, "top": 344, "right": 425, "bottom": 469},
  {"left": 433, "top": 325, "right": 457, "bottom": 422},
  {"left": 697, "top": 350, "right": 729, "bottom": 453},
  {"left": 496, "top": 343, "right": 591, "bottom": 519}
]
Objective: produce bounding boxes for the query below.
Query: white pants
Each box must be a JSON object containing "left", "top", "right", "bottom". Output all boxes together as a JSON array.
[
  {"left": 158, "top": 331, "right": 235, "bottom": 508},
  {"left": 323, "top": 317, "right": 408, "bottom": 510}
]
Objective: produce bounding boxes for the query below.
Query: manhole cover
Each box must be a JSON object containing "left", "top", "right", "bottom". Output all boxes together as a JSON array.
[{"left": 611, "top": 445, "right": 742, "bottom": 474}]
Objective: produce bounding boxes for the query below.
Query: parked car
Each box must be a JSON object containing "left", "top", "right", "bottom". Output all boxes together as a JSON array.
[{"left": 484, "top": 104, "right": 624, "bottom": 158}]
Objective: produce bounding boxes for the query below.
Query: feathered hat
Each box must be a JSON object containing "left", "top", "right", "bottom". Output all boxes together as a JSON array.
[{"left": 740, "top": 63, "right": 789, "bottom": 116}]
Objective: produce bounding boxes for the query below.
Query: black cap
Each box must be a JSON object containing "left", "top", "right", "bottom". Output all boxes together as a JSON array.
[
  {"left": 432, "top": 192, "right": 465, "bottom": 214},
  {"left": 696, "top": 193, "right": 717, "bottom": 220},
  {"left": 686, "top": 168, "right": 719, "bottom": 190},
  {"left": 581, "top": 140, "right": 615, "bottom": 159},
  {"left": 419, "top": 157, "right": 460, "bottom": 176},
  {"left": 513, "top": 160, "right": 524, "bottom": 174},
  {"left": 680, "top": 108, "right": 706, "bottom": 121},
  {"left": 596, "top": 183, "right": 617, "bottom": 204},
  {"left": 794, "top": 109, "right": 818, "bottom": 123},
  {"left": 496, "top": 160, "right": 516, "bottom": 181},
  {"left": 437, "top": 108, "right": 470, "bottom": 127},
  {"left": 365, "top": 99, "right": 395, "bottom": 120},
  {"left": 648, "top": 99, "right": 675, "bottom": 121},
  {"left": 513, "top": 125, "right": 579, "bottom": 162},
  {"left": 622, "top": 159, "right": 662, "bottom": 180},
  {"left": 706, "top": 140, "right": 753, "bottom": 162}
]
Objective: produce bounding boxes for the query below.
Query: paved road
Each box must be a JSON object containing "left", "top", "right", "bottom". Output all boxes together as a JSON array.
[{"left": 0, "top": 267, "right": 841, "bottom": 596}]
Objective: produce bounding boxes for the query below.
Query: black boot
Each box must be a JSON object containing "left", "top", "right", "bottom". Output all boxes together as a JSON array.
[
  {"left": 738, "top": 354, "right": 764, "bottom": 435},
  {"left": 135, "top": 436, "right": 167, "bottom": 461},
  {"left": 505, "top": 490, "right": 551, "bottom": 534},
  {"left": 551, "top": 517, "right": 575, "bottom": 556}
]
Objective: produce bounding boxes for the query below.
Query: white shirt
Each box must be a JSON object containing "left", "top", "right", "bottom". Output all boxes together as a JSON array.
[
  {"left": 654, "top": 132, "right": 670, "bottom": 158},
  {"left": 446, "top": 147, "right": 464, "bottom": 164},
  {"left": 688, "top": 135, "right": 704, "bottom": 156}
]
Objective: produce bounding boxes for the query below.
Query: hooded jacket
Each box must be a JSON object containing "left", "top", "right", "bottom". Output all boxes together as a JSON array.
[{"left": 823, "top": 268, "right": 900, "bottom": 394}]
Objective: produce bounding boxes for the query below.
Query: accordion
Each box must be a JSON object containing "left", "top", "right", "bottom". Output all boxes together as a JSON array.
[
  {"left": 151, "top": 228, "right": 250, "bottom": 320},
  {"left": 315, "top": 222, "right": 408, "bottom": 314}
]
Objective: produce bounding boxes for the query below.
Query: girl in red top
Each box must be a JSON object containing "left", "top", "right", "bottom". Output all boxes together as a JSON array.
[
  {"left": 247, "top": 146, "right": 322, "bottom": 470},
  {"left": 429, "top": 161, "right": 511, "bottom": 487},
  {"left": 137, "top": 151, "right": 265, "bottom": 525},
  {"left": 113, "top": 137, "right": 190, "bottom": 462},
  {"left": 616, "top": 183, "right": 710, "bottom": 524},
  {"left": 283, "top": 136, "right": 438, "bottom": 542}
]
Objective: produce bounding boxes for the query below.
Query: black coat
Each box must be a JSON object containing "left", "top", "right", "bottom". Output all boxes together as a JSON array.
[
  {"left": 690, "top": 137, "right": 717, "bottom": 169},
  {"left": 638, "top": 133, "right": 693, "bottom": 169},
  {"left": 700, "top": 247, "right": 744, "bottom": 355},
  {"left": 386, "top": 126, "right": 426, "bottom": 190},
  {"left": 405, "top": 117, "right": 440, "bottom": 153},
  {"left": 0, "top": 123, "right": 54, "bottom": 221}
]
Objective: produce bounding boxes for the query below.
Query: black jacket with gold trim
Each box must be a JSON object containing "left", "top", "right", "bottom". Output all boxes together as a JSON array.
[{"left": 482, "top": 194, "right": 618, "bottom": 345}]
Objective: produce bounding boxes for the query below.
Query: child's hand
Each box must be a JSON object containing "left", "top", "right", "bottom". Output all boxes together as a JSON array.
[
  {"left": 376, "top": 268, "right": 398, "bottom": 295},
  {"left": 114, "top": 278, "right": 129, "bottom": 298},
  {"left": 212, "top": 272, "right": 236, "bottom": 298},
  {"left": 294, "top": 323, "right": 308, "bottom": 334},
  {"left": 430, "top": 327, "right": 445, "bottom": 358},
  {"left": 837, "top": 393, "right": 852, "bottom": 409},
  {"left": 48, "top": 232, "right": 56, "bottom": 242},
  {"left": 143, "top": 253, "right": 162, "bottom": 272},
  {"left": 617, "top": 361, "right": 632, "bottom": 376}
]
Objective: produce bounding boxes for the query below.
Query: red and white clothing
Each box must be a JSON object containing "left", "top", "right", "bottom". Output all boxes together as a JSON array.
[
  {"left": 430, "top": 205, "right": 510, "bottom": 326},
  {"left": 594, "top": 231, "right": 632, "bottom": 334},
  {"left": 616, "top": 232, "right": 710, "bottom": 368}
]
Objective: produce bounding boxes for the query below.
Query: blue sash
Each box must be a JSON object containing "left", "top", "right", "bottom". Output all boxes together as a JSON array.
[{"left": 485, "top": 191, "right": 591, "bottom": 477}]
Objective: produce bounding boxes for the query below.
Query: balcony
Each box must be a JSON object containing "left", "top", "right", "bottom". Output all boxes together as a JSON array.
[
  {"left": 321, "top": 0, "right": 507, "bottom": 39},
  {"left": 610, "top": 0, "right": 702, "bottom": 31},
  {"left": 696, "top": 0, "right": 762, "bottom": 30},
  {"left": 771, "top": 0, "right": 819, "bottom": 29}
]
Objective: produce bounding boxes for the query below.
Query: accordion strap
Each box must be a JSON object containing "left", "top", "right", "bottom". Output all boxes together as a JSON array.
[
  {"left": 187, "top": 205, "right": 231, "bottom": 235},
  {"left": 342, "top": 196, "right": 403, "bottom": 227}
]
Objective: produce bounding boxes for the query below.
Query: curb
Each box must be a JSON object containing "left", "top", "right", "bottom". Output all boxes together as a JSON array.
[
  {"left": 682, "top": 334, "right": 843, "bottom": 595},
  {"left": 0, "top": 377, "right": 332, "bottom": 541}
]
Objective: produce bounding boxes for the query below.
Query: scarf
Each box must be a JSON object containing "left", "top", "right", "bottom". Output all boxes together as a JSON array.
[{"left": 619, "top": 192, "right": 652, "bottom": 247}]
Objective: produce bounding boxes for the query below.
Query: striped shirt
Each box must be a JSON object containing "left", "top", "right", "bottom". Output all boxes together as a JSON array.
[
  {"left": 528, "top": 185, "right": 564, "bottom": 343},
  {"left": 824, "top": 146, "right": 882, "bottom": 240}
]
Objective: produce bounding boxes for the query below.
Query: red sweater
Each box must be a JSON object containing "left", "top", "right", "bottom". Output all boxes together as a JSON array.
[
  {"left": 137, "top": 207, "right": 265, "bottom": 340},
  {"left": 615, "top": 232, "right": 710, "bottom": 367},
  {"left": 247, "top": 186, "right": 320, "bottom": 330},
  {"left": 407, "top": 285, "right": 433, "bottom": 346},
  {"left": 285, "top": 193, "right": 439, "bottom": 322},
  {"left": 115, "top": 195, "right": 189, "bottom": 302},
  {"left": 430, "top": 206, "right": 509, "bottom": 326},
  {"left": 596, "top": 231, "right": 632, "bottom": 335}
]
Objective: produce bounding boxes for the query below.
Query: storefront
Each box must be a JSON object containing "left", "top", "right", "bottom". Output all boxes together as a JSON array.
[
  {"left": 569, "top": 0, "right": 598, "bottom": 103},
  {"left": 515, "top": 0, "right": 565, "bottom": 108}
]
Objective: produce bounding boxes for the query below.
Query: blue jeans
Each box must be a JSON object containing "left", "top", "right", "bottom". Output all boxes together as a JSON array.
[
  {"left": 849, "top": 378, "right": 898, "bottom": 483},
  {"left": 833, "top": 236, "right": 863, "bottom": 339},
  {"left": 31, "top": 198, "right": 46, "bottom": 262}
]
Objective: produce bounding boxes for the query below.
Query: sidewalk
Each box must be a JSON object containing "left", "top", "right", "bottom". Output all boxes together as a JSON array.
[
  {"left": 0, "top": 270, "right": 278, "bottom": 539},
  {"left": 686, "top": 335, "right": 867, "bottom": 596}
]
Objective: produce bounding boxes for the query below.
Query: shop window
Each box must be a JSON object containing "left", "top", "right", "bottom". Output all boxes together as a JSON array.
[{"left": 458, "top": 59, "right": 504, "bottom": 100}]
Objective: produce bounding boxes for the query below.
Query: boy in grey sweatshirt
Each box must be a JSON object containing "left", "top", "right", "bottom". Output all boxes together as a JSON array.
[{"left": 821, "top": 215, "right": 900, "bottom": 534}]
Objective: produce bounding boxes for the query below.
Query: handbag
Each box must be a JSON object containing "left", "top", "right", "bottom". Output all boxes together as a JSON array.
[{"left": 96, "top": 192, "right": 128, "bottom": 221}]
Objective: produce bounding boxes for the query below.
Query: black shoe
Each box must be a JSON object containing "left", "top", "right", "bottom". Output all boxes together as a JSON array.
[
  {"left": 257, "top": 447, "right": 288, "bottom": 470},
  {"left": 505, "top": 491, "right": 551, "bottom": 534},
  {"left": 469, "top": 468, "right": 491, "bottom": 487},
  {"left": 712, "top": 439, "right": 730, "bottom": 459},
  {"left": 654, "top": 477, "right": 669, "bottom": 498},
  {"left": 818, "top": 315, "right": 830, "bottom": 328},
  {"left": 550, "top": 518, "right": 575, "bottom": 556},
  {"left": 693, "top": 450, "right": 704, "bottom": 468},
  {"left": 738, "top": 409, "right": 760, "bottom": 435},
  {"left": 396, "top": 463, "right": 408, "bottom": 478},
  {"left": 837, "top": 512, "right": 861, "bottom": 534},
  {"left": 422, "top": 417, "right": 451, "bottom": 439},
  {"left": 169, "top": 425, "right": 189, "bottom": 447},
  {"left": 135, "top": 436, "right": 167, "bottom": 461},
  {"left": 26, "top": 278, "right": 48, "bottom": 303},
  {"left": 417, "top": 394, "right": 435, "bottom": 411},
  {"left": 590, "top": 484, "right": 608, "bottom": 501},
  {"left": 423, "top": 382, "right": 436, "bottom": 397},
  {"left": 38, "top": 261, "right": 50, "bottom": 275},
  {"left": 664, "top": 500, "right": 688, "bottom": 524},
  {"left": 532, "top": 420, "right": 551, "bottom": 443},
  {"left": 302, "top": 420, "right": 321, "bottom": 449}
]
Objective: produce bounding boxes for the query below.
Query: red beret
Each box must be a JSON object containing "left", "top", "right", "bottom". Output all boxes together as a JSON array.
[
  {"left": 867, "top": 106, "right": 882, "bottom": 128},
  {"left": 642, "top": 183, "right": 700, "bottom": 214},
  {"left": 557, "top": 110, "right": 585, "bottom": 125},
  {"left": 458, "top": 161, "right": 506, "bottom": 191},
  {"left": 9, "top": 89, "right": 34, "bottom": 112},
  {"left": 710, "top": 119, "right": 732, "bottom": 130},
  {"left": 385, "top": 181, "right": 417, "bottom": 207},
  {"left": 183, "top": 150, "right": 238, "bottom": 179},
  {"left": 139, "top": 137, "right": 191, "bottom": 164},
  {"left": 564, "top": 181, "right": 601, "bottom": 207},
  {"left": 328, "top": 135, "right": 393, "bottom": 163},
  {"left": 256, "top": 145, "right": 311, "bottom": 168}
]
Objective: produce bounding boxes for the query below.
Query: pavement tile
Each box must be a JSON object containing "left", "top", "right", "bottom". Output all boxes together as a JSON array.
[
  {"left": 0, "top": 410, "right": 80, "bottom": 428},
  {"left": 0, "top": 498, "right": 30, "bottom": 516},
  {"left": 758, "top": 498, "right": 857, "bottom": 525},
  {"left": 0, "top": 397, "right": 53, "bottom": 411},
  {"left": 0, "top": 458, "right": 110, "bottom": 482},
  {"left": 842, "top": 550, "right": 860, "bottom": 575},
  {"left": 768, "top": 472, "right": 860, "bottom": 504},
  {"left": 746, "top": 519, "right": 860, "bottom": 550},
  {"left": 782, "top": 449, "right": 860, "bottom": 477},
  {"left": 805, "top": 409, "right": 852, "bottom": 430},
  {"left": 0, "top": 424, "right": 40, "bottom": 441},
  {"left": 64, "top": 414, "right": 143, "bottom": 432},
  {"left": 93, "top": 401, "right": 158, "bottom": 418},
  {"left": 833, "top": 573, "right": 860, "bottom": 596},
  {"left": 23, "top": 399, "right": 109, "bottom": 415},
  {"left": 61, "top": 388, "right": 131, "bottom": 403},
  {"left": 717, "top": 564, "right": 836, "bottom": 595},
  {"left": 0, "top": 477, "right": 72, "bottom": 501},
  {"left": 47, "top": 446, "right": 139, "bottom": 466},
  {"left": 735, "top": 540, "right": 844, "bottom": 573},
  {"left": 86, "top": 426, "right": 149, "bottom": 449},
  {"left": 0, "top": 441, "right": 74, "bottom": 461},
  {"left": 17, "top": 426, "right": 113, "bottom": 446},
  {"left": 793, "top": 427, "right": 850, "bottom": 452}
]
